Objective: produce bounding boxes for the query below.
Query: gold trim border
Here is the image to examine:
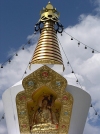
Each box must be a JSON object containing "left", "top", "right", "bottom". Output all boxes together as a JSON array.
[{"left": 16, "top": 65, "right": 73, "bottom": 134}]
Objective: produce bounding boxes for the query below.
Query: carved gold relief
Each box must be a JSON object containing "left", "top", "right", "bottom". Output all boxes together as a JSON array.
[{"left": 16, "top": 65, "right": 73, "bottom": 134}]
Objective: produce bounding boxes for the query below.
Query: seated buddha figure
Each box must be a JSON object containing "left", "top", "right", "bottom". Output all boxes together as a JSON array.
[{"left": 31, "top": 95, "right": 58, "bottom": 132}]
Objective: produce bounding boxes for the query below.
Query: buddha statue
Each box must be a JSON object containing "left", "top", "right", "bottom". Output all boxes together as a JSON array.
[{"left": 30, "top": 95, "right": 58, "bottom": 132}]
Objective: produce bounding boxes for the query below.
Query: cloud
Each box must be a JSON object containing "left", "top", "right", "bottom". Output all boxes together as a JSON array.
[
  {"left": 83, "top": 119, "right": 100, "bottom": 134},
  {"left": 91, "top": 0, "right": 100, "bottom": 13},
  {"left": 0, "top": 34, "right": 39, "bottom": 95},
  {"left": 59, "top": 13, "right": 100, "bottom": 133},
  {"left": 0, "top": 8, "right": 100, "bottom": 134},
  {"left": 74, "top": 53, "right": 100, "bottom": 85}
]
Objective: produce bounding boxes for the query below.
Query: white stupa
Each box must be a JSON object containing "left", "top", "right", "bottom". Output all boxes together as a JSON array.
[{"left": 2, "top": 2, "right": 91, "bottom": 134}]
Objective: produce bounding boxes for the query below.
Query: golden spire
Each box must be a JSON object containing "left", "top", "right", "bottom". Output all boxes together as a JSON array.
[{"left": 31, "top": 2, "right": 64, "bottom": 65}]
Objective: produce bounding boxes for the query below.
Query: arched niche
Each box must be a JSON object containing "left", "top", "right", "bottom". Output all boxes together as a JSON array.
[{"left": 16, "top": 65, "right": 73, "bottom": 134}]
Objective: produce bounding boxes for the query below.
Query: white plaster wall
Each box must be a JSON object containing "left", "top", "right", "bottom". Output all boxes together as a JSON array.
[
  {"left": 30, "top": 64, "right": 64, "bottom": 74},
  {"left": 2, "top": 83, "right": 91, "bottom": 134},
  {"left": 2, "top": 64, "right": 63, "bottom": 134},
  {"left": 67, "top": 85, "right": 91, "bottom": 134},
  {"left": 2, "top": 84, "right": 24, "bottom": 134},
  {"left": 23, "top": 64, "right": 64, "bottom": 79},
  {"left": 2, "top": 65, "right": 91, "bottom": 134},
  {"left": 2, "top": 89, "right": 16, "bottom": 134}
]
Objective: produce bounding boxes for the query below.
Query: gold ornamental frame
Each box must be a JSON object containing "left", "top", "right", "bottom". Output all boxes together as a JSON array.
[{"left": 16, "top": 65, "right": 73, "bottom": 134}]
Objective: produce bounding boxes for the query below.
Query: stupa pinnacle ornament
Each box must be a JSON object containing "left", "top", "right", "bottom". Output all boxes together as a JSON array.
[
  {"left": 40, "top": 1, "right": 60, "bottom": 22},
  {"left": 31, "top": 2, "right": 64, "bottom": 66}
]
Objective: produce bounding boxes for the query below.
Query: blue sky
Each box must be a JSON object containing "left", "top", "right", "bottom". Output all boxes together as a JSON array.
[
  {"left": 0, "top": 0, "right": 96, "bottom": 63},
  {"left": 0, "top": 0, "right": 100, "bottom": 134}
]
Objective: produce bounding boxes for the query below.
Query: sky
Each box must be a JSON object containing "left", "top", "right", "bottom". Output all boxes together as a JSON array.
[{"left": 0, "top": 0, "right": 100, "bottom": 134}]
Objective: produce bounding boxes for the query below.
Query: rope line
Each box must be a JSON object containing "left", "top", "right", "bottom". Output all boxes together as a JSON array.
[
  {"left": 57, "top": 35, "right": 100, "bottom": 118},
  {"left": 64, "top": 30, "right": 100, "bottom": 53},
  {"left": 0, "top": 34, "right": 36, "bottom": 69},
  {"left": 57, "top": 36, "right": 83, "bottom": 89}
]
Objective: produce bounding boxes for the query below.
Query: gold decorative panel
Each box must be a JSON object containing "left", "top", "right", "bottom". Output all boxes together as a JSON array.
[{"left": 16, "top": 65, "right": 73, "bottom": 134}]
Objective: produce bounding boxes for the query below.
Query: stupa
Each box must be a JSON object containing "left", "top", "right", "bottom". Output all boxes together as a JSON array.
[{"left": 2, "top": 2, "right": 91, "bottom": 134}]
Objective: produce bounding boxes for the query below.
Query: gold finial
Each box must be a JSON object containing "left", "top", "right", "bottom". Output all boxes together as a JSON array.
[
  {"left": 46, "top": 2, "right": 53, "bottom": 9},
  {"left": 40, "top": 2, "right": 60, "bottom": 22},
  {"left": 31, "top": 2, "right": 64, "bottom": 68}
]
